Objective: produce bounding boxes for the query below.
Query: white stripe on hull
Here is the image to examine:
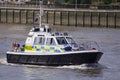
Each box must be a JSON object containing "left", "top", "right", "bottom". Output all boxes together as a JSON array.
[{"left": 7, "top": 50, "right": 100, "bottom": 56}]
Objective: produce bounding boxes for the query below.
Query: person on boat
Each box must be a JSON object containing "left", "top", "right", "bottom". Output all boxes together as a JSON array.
[{"left": 12, "top": 42, "right": 20, "bottom": 52}]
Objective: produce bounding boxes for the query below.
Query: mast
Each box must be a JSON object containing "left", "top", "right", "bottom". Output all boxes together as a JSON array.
[{"left": 39, "top": 0, "right": 43, "bottom": 28}]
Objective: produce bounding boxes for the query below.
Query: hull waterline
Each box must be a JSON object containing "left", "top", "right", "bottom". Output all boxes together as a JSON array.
[{"left": 7, "top": 51, "right": 103, "bottom": 66}]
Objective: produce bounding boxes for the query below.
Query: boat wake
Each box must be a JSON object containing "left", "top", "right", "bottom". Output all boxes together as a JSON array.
[
  {"left": 0, "top": 58, "right": 7, "bottom": 65},
  {"left": 22, "top": 63, "right": 106, "bottom": 70},
  {"left": 56, "top": 63, "right": 106, "bottom": 70},
  {"left": 0, "top": 58, "right": 105, "bottom": 70},
  {"left": 0, "top": 58, "right": 18, "bottom": 66}
]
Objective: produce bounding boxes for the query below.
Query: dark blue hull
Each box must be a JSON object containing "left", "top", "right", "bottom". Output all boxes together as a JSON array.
[{"left": 7, "top": 52, "right": 103, "bottom": 66}]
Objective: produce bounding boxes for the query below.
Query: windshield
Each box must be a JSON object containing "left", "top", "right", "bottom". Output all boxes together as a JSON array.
[
  {"left": 66, "top": 37, "right": 78, "bottom": 47},
  {"left": 56, "top": 37, "right": 68, "bottom": 45},
  {"left": 66, "top": 37, "right": 76, "bottom": 44}
]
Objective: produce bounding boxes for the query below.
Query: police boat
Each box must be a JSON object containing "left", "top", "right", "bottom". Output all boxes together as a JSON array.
[
  {"left": 6, "top": 1, "right": 103, "bottom": 66},
  {"left": 6, "top": 24, "right": 103, "bottom": 66}
]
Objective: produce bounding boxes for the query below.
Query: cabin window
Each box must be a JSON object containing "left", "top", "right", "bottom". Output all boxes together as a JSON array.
[
  {"left": 34, "top": 37, "right": 45, "bottom": 45},
  {"left": 46, "top": 38, "right": 56, "bottom": 45},
  {"left": 56, "top": 37, "right": 68, "bottom": 45}
]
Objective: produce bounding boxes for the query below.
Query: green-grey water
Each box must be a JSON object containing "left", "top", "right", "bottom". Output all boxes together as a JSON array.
[{"left": 0, "top": 24, "right": 120, "bottom": 80}]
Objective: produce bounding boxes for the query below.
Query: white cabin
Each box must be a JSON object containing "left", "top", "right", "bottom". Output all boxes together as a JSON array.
[{"left": 24, "top": 25, "right": 79, "bottom": 53}]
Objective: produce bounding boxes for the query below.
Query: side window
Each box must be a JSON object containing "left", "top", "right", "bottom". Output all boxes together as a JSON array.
[
  {"left": 46, "top": 38, "right": 56, "bottom": 45},
  {"left": 56, "top": 37, "right": 68, "bottom": 45},
  {"left": 39, "top": 37, "right": 45, "bottom": 45},
  {"left": 34, "top": 37, "right": 45, "bottom": 45}
]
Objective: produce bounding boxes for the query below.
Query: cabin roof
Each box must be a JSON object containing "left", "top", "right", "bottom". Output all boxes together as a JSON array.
[{"left": 28, "top": 27, "right": 71, "bottom": 38}]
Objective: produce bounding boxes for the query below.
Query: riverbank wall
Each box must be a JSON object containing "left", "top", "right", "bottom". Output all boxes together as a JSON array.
[{"left": 0, "top": 7, "right": 120, "bottom": 28}]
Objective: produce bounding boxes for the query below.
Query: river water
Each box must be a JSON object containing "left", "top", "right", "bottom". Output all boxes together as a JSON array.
[{"left": 0, "top": 24, "right": 120, "bottom": 80}]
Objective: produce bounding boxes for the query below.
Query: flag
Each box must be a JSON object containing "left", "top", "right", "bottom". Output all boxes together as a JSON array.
[{"left": 34, "top": 18, "right": 39, "bottom": 22}]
